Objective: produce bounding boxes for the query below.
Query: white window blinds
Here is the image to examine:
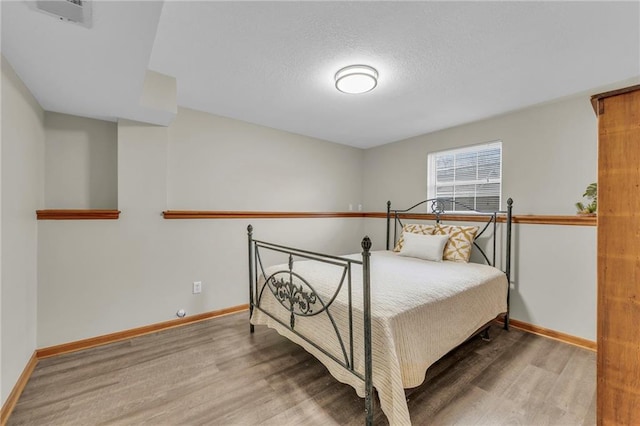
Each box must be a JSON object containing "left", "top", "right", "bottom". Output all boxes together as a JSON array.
[{"left": 427, "top": 141, "right": 502, "bottom": 212}]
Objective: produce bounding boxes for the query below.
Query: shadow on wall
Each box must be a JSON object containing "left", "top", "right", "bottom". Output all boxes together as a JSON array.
[
  {"left": 44, "top": 112, "right": 118, "bottom": 209},
  {"left": 510, "top": 224, "right": 533, "bottom": 323}
]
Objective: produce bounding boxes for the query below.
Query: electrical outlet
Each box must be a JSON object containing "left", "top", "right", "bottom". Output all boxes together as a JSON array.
[{"left": 193, "top": 281, "right": 202, "bottom": 294}]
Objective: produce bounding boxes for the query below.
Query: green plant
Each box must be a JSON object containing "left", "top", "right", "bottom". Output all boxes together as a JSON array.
[{"left": 575, "top": 182, "right": 597, "bottom": 214}]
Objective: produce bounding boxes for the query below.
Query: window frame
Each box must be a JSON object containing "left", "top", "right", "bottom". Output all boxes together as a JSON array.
[{"left": 426, "top": 140, "right": 503, "bottom": 214}]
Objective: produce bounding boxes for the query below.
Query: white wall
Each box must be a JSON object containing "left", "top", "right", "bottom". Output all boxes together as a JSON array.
[
  {"left": 44, "top": 112, "right": 117, "bottom": 209},
  {"left": 36, "top": 93, "right": 603, "bottom": 346},
  {"left": 514, "top": 224, "right": 595, "bottom": 339},
  {"left": 1, "top": 55, "right": 44, "bottom": 405},
  {"left": 362, "top": 94, "right": 599, "bottom": 340},
  {"left": 167, "top": 107, "right": 363, "bottom": 211},
  {"left": 37, "top": 111, "right": 364, "bottom": 347},
  {"left": 363, "top": 95, "right": 597, "bottom": 214}
]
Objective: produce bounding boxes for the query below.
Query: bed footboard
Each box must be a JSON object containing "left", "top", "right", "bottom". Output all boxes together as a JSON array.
[{"left": 247, "top": 226, "right": 374, "bottom": 425}]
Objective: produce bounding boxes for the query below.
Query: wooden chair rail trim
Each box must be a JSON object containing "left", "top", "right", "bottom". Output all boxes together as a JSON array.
[
  {"left": 367, "top": 212, "right": 596, "bottom": 226},
  {"left": 0, "top": 351, "right": 38, "bottom": 426},
  {"left": 36, "top": 210, "right": 121, "bottom": 220},
  {"left": 36, "top": 304, "right": 248, "bottom": 359},
  {"left": 511, "top": 215, "right": 596, "bottom": 226},
  {"left": 163, "top": 210, "right": 596, "bottom": 226},
  {"left": 363, "top": 212, "right": 497, "bottom": 222},
  {"left": 162, "top": 210, "right": 363, "bottom": 219},
  {"left": 497, "top": 318, "right": 596, "bottom": 351}
]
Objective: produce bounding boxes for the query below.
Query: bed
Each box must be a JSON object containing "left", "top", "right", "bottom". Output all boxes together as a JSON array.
[{"left": 247, "top": 198, "right": 513, "bottom": 425}]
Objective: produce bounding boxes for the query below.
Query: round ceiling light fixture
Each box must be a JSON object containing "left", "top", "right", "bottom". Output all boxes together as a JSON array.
[{"left": 335, "top": 65, "right": 378, "bottom": 94}]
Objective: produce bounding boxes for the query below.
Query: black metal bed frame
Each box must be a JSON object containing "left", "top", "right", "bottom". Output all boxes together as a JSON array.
[
  {"left": 387, "top": 197, "right": 514, "bottom": 328},
  {"left": 247, "top": 198, "right": 513, "bottom": 425}
]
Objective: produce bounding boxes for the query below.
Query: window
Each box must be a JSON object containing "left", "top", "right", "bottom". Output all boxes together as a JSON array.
[{"left": 427, "top": 141, "right": 502, "bottom": 213}]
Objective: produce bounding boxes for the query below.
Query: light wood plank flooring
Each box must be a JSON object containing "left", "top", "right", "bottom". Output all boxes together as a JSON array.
[{"left": 9, "top": 312, "right": 596, "bottom": 425}]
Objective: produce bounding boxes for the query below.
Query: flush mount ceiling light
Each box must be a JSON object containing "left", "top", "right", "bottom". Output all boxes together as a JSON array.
[{"left": 335, "top": 65, "right": 378, "bottom": 94}]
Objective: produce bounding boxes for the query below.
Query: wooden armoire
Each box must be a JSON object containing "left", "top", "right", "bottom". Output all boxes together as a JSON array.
[{"left": 592, "top": 84, "right": 640, "bottom": 425}]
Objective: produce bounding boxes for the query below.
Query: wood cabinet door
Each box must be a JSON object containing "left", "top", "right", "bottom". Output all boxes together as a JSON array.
[{"left": 597, "top": 88, "right": 640, "bottom": 426}]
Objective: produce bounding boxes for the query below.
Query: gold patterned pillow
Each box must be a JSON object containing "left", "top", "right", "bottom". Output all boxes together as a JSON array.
[
  {"left": 393, "top": 224, "right": 436, "bottom": 252},
  {"left": 434, "top": 224, "right": 479, "bottom": 262}
]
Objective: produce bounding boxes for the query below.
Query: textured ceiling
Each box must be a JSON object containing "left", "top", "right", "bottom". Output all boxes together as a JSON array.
[{"left": 3, "top": 1, "right": 639, "bottom": 148}]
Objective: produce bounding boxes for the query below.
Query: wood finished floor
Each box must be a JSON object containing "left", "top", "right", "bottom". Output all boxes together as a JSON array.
[{"left": 9, "top": 312, "right": 596, "bottom": 425}]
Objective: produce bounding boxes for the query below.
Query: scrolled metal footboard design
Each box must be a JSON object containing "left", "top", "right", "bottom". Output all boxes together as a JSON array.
[
  {"left": 252, "top": 244, "right": 355, "bottom": 370},
  {"left": 268, "top": 272, "right": 318, "bottom": 321},
  {"left": 247, "top": 227, "right": 374, "bottom": 425}
]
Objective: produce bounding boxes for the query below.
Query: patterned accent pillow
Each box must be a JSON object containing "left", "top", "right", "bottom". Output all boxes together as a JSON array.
[
  {"left": 393, "top": 224, "right": 436, "bottom": 252},
  {"left": 434, "top": 224, "right": 479, "bottom": 262}
]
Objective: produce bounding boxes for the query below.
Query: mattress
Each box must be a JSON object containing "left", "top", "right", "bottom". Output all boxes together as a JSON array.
[{"left": 251, "top": 250, "right": 508, "bottom": 425}]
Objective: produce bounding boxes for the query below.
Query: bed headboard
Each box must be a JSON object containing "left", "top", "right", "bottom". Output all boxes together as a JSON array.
[{"left": 385, "top": 198, "right": 513, "bottom": 272}]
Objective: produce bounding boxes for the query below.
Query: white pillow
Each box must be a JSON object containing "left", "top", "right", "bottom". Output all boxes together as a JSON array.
[{"left": 398, "top": 232, "right": 449, "bottom": 262}]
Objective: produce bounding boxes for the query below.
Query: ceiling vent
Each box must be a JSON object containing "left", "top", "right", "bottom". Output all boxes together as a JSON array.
[{"left": 34, "top": 0, "right": 92, "bottom": 28}]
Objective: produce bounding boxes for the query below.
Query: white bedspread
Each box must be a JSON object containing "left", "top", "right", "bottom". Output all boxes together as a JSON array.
[{"left": 251, "top": 250, "right": 507, "bottom": 425}]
